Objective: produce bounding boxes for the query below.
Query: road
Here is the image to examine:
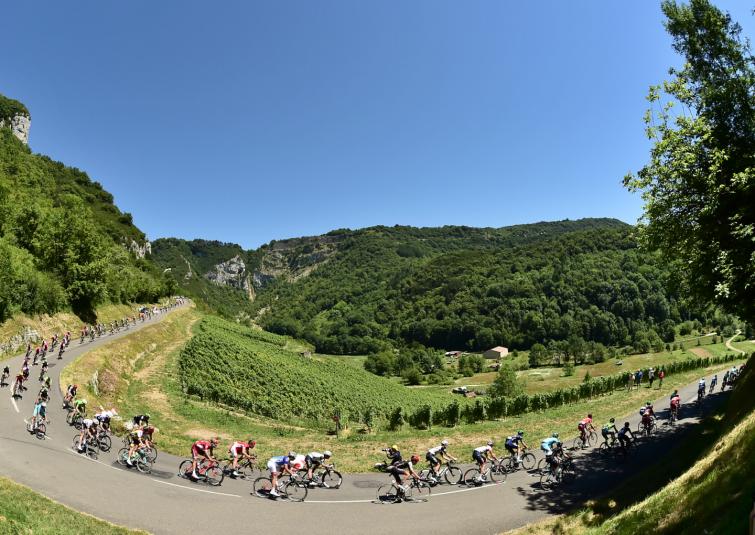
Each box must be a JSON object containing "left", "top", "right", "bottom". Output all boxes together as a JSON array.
[
  {"left": 0, "top": 307, "right": 738, "bottom": 535},
  {"left": 725, "top": 330, "right": 746, "bottom": 355}
]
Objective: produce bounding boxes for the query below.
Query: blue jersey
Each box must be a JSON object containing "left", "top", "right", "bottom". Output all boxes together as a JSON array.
[
  {"left": 270, "top": 455, "right": 290, "bottom": 468},
  {"left": 541, "top": 437, "right": 560, "bottom": 450}
]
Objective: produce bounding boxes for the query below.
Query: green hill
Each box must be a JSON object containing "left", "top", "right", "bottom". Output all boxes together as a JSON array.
[
  {"left": 157, "top": 219, "right": 721, "bottom": 356},
  {"left": 0, "top": 93, "right": 173, "bottom": 321}
]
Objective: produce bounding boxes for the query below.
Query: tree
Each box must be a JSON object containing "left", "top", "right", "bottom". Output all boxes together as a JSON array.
[
  {"left": 625, "top": 0, "right": 755, "bottom": 325},
  {"left": 488, "top": 363, "right": 523, "bottom": 398},
  {"left": 528, "top": 343, "right": 547, "bottom": 367}
]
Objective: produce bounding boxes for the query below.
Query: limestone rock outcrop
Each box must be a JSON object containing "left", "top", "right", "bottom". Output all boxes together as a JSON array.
[
  {"left": 0, "top": 114, "right": 31, "bottom": 144},
  {"left": 206, "top": 255, "right": 254, "bottom": 301}
]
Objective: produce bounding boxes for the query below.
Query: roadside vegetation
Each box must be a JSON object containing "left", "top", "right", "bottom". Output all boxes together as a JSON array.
[{"left": 0, "top": 477, "right": 147, "bottom": 534}]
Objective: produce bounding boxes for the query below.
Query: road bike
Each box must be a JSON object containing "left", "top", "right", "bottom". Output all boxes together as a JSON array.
[
  {"left": 463, "top": 461, "right": 505, "bottom": 487},
  {"left": 72, "top": 435, "right": 99, "bottom": 460},
  {"left": 418, "top": 461, "right": 461, "bottom": 486},
  {"left": 0, "top": 370, "right": 8, "bottom": 387},
  {"left": 178, "top": 458, "right": 224, "bottom": 486},
  {"left": 66, "top": 409, "right": 84, "bottom": 429},
  {"left": 253, "top": 474, "right": 308, "bottom": 502},
  {"left": 539, "top": 455, "right": 576, "bottom": 489},
  {"left": 376, "top": 476, "right": 432, "bottom": 504},
  {"left": 572, "top": 430, "right": 597, "bottom": 450},
  {"left": 500, "top": 450, "right": 537, "bottom": 473},
  {"left": 222, "top": 455, "right": 260, "bottom": 481},
  {"left": 296, "top": 463, "right": 343, "bottom": 489},
  {"left": 116, "top": 447, "right": 153, "bottom": 474},
  {"left": 26, "top": 418, "right": 47, "bottom": 440},
  {"left": 637, "top": 418, "right": 657, "bottom": 437},
  {"left": 669, "top": 406, "right": 679, "bottom": 425}
]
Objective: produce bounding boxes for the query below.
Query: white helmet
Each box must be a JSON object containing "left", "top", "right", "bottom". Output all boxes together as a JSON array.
[
  {"left": 441, "top": 440, "right": 449, "bottom": 446},
  {"left": 487, "top": 440, "right": 494, "bottom": 446},
  {"left": 323, "top": 450, "right": 332, "bottom": 458}
]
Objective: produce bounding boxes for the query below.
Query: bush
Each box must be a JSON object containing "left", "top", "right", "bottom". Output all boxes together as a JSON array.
[{"left": 563, "top": 361, "right": 575, "bottom": 376}]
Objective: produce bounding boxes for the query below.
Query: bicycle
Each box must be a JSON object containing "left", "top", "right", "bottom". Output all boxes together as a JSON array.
[
  {"left": 66, "top": 409, "right": 84, "bottom": 429},
  {"left": 116, "top": 447, "right": 153, "bottom": 474},
  {"left": 463, "top": 461, "right": 505, "bottom": 487},
  {"left": 572, "top": 430, "right": 597, "bottom": 450},
  {"left": 222, "top": 455, "right": 260, "bottom": 480},
  {"left": 26, "top": 418, "right": 48, "bottom": 440},
  {"left": 178, "top": 458, "right": 224, "bottom": 486},
  {"left": 93, "top": 429, "right": 112, "bottom": 452},
  {"left": 637, "top": 418, "right": 657, "bottom": 437},
  {"left": 418, "top": 461, "right": 461, "bottom": 486},
  {"left": 697, "top": 388, "right": 705, "bottom": 403},
  {"left": 669, "top": 406, "right": 679, "bottom": 425},
  {"left": 297, "top": 463, "right": 343, "bottom": 489},
  {"left": 539, "top": 454, "right": 576, "bottom": 489},
  {"left": 376, "top": 476, "right": 432, "bottom": 504},
  {"left": 72, "top": 435, "right": 99, "bottom": 460},
  {"left": 253, "top": 473, "right": 308, "bottom": 502},
  {"left": 500, "top": 450, "right": 536, "bottom": 473}
]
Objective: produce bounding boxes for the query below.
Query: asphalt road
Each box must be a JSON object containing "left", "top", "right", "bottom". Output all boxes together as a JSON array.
[{"left": 0, "top": 307, "right": 735, "bottom": 535}]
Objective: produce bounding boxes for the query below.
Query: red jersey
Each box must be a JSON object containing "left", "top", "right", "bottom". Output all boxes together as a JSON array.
[
  {"left": 193, "top": 440, "right": 212, "bottom": 451},
  {"left": 580, "top": 417, "right": 592, "bottom": 426}
]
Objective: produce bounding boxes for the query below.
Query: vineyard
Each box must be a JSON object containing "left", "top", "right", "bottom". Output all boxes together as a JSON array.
[
  {"left": 179, "top": 316, "right": 748, "bottom": 430},
  {"left": 178, "top": 316, "right": 454, "bottom": 428}
]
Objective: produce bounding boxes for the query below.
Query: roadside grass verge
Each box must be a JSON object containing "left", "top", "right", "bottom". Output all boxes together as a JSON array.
[
  {"left": 0, "top": 477, "right": 148, "bottom": 534},
  {"left": 58, "top": 313, "right": 745, "bottom": 472}
]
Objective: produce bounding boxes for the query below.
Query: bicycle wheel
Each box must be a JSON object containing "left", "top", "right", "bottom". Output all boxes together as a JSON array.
[
  {"left": 178, "top": 459, "right": 193, "bottom": 478},
  {"left": 409, "top": 480, "right": 431, "bottom": 502},
  {"left": 320, "top": 469, "right": 342, "bottom": 489},
  {"left": 253, "top": 477, "right": 273, "bottom": 498},
  {"left": 588, "top": 431, "right": 597, "bottom": 445},
  {"left": 35, "top": 423, "right": 46, "bottom": 439},
  {"left": 284, "top": 480, "right": 308, "bottom": 502},
  {"left": 572, "top": 437, "right": 584, "bottom": 450},
  {"left": 136, "top": 457, "right": 152, "bottom": 474},
  {"left": 205, "top": 464, "right": 225, "bottom": 486},
  {"left": 521, "top": 452, "right": 536, "bottom": 470},
  {"left": 144, "top": 446, "right": 158, "bottom": 463},
  {"left": 444, "top": 465, "right": 462, "bottom": 485},
  {"left": 463, "top": 468, "right": 481, "bottom": 487},
  {"left": 376, "top": 484, "right": 400, "bottom": 504},
  {"left": 98, "top": 434, "right": 112, "bottom": 452},
  {"left": 561, "top": 463, "right": 577, "bottom": 483},
  {"left": 237, "top": 461, "right": 256, "bottom": 480},
  {"left": 539, "top": 471, "right": 555, "bottom": 489},
  {"left": 116, "top": 448, "right": 130, "bottom": 466}
]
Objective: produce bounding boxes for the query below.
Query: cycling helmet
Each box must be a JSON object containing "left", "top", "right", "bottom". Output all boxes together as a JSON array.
[
  {"left": 441, "top": 440, "right": 449, "bottom": 446},
  {"left": 323, "top": 451, "right": 332, "bottom": 458},
  {"left": 624, "top": 422, "right": 630, "bottom": 428},
  {"left": 410, "top": 455, "right": 420, "bottom": 464},
  {"left": 609, "top": 417, "right": 615, "bottom": 423},
  {"left": 288, "top": 451, "right": 297, "bottom": 459},
  {"left": 552, "top": 432, "right": 559, "bottom": 438},
  {"left": 210, "top": 437, "right": 219, "bottom": 445},
  {"left": 646, "top": 401, "right": 651, "bottom": 406},
  {"left": 248, "top": 440, "right": 256, "bottom": 447},
  {"left": 517, "top": 430, "right": 524, "bottom": 436},
  {"left": 80, "top": 399, "right": 88, "bottom": 405},
  {"left": 587, "top": 413, "right": 593, "bottom": 419},
  {"left": 74, "top": 384, "right": 78, "bottom": 389},
  {"left": 487, "top": 440, "right": 494, "bottom": 446},
  {"left": 391, "top": 444, "right": 398, "bottom": 451}
]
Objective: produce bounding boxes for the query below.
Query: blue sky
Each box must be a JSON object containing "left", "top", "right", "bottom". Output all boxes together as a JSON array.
[{"left": 2, "top": 1, "right": 753, "bottom": 249}]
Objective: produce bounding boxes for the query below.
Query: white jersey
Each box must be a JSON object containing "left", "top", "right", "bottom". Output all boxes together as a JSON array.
[
  {"left": 474, "top": 445, "right": 492, "bottom": 454},
  {"left": 428, "top": 445, "right": 446, "bottom": 455},
  {"left": 308, "top": 452, "right": 324, "bottom": 462}
]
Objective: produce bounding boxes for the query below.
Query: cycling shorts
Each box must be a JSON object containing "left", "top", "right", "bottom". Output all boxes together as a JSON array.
[
  {"left": 267, "top": 461, "right": 283, "bottom": 475},
  {"left": 425, "top": 453, "right": 439, "bottom": 465},
  {"left": 33, "top": 404, "right": 44, "bottom": 417},
  {"left": 191, "top": 445, "right": 207, "bottom": 458},
  {"left": 505, "top": 443, "right": 517, "bottom": 454},
  {"left": 577, "top": 423, "right": 585, "bottom": 431},
  {"left": 472, "top": 450, "right": 484, "bottom": 464}
]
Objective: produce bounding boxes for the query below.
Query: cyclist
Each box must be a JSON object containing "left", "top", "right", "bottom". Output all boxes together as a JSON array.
[
  {"left": 471, "top": 441, "right": 497, "bottom": 482},
  {"left": 266, "top": 452, "right": 296, "bottom": 497},
  {"left": 95, "top": 407, "right": 117, "bottom": 433},
  {"left": 13, "top": 372, "right": 25, "bottom": 396},
  {"left": 73, "top": 398, "right": 88, "bottom": 418},
  {"left": 229, "top": 439, "right": 257, "bottom": 477},
  {"left": 189, "top": 437, "right": 219, "bottom": 480},
  {"left": 64, "top": 384, "right": 78, "bottom": 405},
  {"left": 669, "top": 389, "right": 679, "bottom": 401},
  {"left": 387, "top": 454, "right": 421, "bottom": 493},
  {"left": 504, "top": 431, "right": 528, "bottom": 466},
  {"left": 540, "top": 433, "right": 563, "bottom": 473},
  {"left": 709, "top": 374, "right": 717, "bottom": 393},
  {"left": 697, "top": 378, "right": 706, "bottom": 400},
  {"left": 426, "top": 440, "right": 457, "bottom": 480},
  {"left": 640, "top": 401, "right": 655, "bottom": 433},
  {"left": 304, "top": 450, "right": 332, "bottom": 482},
  {"left": 670, "top": 391, "right": 681, "bottom": 420},
  {"left": 76, "top": 418, "right": 99, "bottom": 453},
  {"left": 617, "top": 422, "right": 635, "bottom": 452},
  {"left": 132, "top": 413, "right": 150, "bottom": 428},
  {"left": 37, "top": 385, "right": 50, "bottom": 403},
  {"left": 384, "top": 444, "right": 403, "bottom": 466},
  {"left": 1, "top": 365, "right": 9, "bottom": 385},
  {"left": 601, "top": 418, "right": 618, "bottom": 446},
  {"left": 30, "top": 400, "right": 47, "bottom": 431},
  {"left": 126, "top": 425, "right": 155, "bottom": 466},
  {"left": 577, "top": 414, "right": 595, "bottom": 447}
]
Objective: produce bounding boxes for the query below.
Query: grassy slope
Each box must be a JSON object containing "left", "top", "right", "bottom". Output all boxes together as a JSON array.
[
  {"left": 0, "top": 477, "right": 147, "bottom": 534},
  {"left": 506, "top": 354, "right": 755, "bottom": 535},
  {"left": 59, "top": 310, "right": 746, "bottom": 472}
]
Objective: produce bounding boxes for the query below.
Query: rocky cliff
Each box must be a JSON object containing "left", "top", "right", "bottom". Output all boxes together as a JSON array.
[
  {"left": 0, "top": 113, "right": 30, "bottom": 144},
  {"left": 205, "top": 255, "right": 255, "bottom": 301}
]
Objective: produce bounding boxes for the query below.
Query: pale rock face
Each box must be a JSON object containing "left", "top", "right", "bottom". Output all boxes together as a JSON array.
[
  {"left": 127, "top": 239, "right": 152, "bottom": 259},
  {"left": 206, "top": 255, "right": 255, "bottom": 301},
  {"left": 0, "top": 114, "right": 31, "bottom": 144},
  {"left": 0, "top": 326, "right": 41, "bottom": 357}
]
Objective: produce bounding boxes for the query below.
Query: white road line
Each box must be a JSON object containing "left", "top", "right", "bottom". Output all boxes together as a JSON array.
[
  {"left": 11, "top": 397, "right": 19, "bottom": 413},
  {"left": 150, "top": 478, "right": 242, "bottom": 498},
  {"left": 306, "top": 482, "right": 505, "bottom": 503}
]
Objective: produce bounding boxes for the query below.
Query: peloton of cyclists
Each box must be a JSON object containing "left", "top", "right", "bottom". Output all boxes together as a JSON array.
[
  {"left": 471, "top": 440, "right": 497, "bottom": 482},
  {"left": 228, "top": 439, "right": 256, "bottom": 477},
  {"left": 426, "top": 440, "right": 456, "bottom": 481}
]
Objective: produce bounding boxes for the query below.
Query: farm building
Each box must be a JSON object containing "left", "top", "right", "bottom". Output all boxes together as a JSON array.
[{"left": 483, "top": 346, "right": 509, "bottom": 360}]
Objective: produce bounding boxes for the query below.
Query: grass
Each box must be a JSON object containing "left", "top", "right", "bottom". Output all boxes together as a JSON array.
[
  {"left": 59, "top": 311, "right": 745, "bottom": 472},
  {"left": 505, "top": 354, "right": 755, "bottom": 535},
  {"left": 0, "top": 477, "right": 147, "bottom": 534}
]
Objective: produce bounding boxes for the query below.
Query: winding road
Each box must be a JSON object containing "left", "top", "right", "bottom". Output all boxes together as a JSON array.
[{"left": 0, "top": 306, "right": 738, "bottom": 535}]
